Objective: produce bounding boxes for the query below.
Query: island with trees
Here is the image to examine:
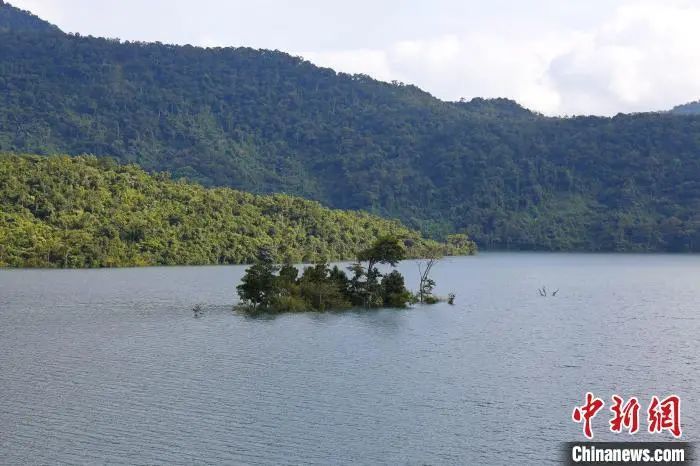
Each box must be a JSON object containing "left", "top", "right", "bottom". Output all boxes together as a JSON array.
[{"left": 236, "top": 237, "right": 448, "bottom": 313}]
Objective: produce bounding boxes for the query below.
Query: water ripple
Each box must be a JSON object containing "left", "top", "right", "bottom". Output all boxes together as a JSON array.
[{"left": 1, "top": 254, "right": 699, "bottom": 464}]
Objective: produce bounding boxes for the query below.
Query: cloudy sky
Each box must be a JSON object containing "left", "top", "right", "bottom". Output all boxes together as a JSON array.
[{"left": 11, "top": 0, "right": 700, "bottom": 116}]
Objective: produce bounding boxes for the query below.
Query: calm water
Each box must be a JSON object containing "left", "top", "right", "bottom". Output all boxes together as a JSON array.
[{"left": 1, "top": 253, "right": 698, "bottom": 465}]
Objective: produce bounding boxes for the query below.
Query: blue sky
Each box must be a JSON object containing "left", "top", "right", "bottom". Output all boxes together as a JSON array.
[{"left": 12, "top": 0, "right": 700, "bottom": 116}]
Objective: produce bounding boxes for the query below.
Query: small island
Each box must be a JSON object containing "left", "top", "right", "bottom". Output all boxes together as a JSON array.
[{"left": 236, "top": 236, "right": 449, "bottom": 313}]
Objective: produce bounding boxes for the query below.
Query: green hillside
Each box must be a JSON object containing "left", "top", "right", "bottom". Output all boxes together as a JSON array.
[
  {"left": 3, "top": 3, "right": 700, "bottom": 251},
  {"left": 671, "top": 101, "right": 700, "bottom": 115},
  {"left": 0, "top": 154, "right": 474, "bottom": 268},
  {"left": 0, "top": 1, "right": 59, "bottom": 33}
]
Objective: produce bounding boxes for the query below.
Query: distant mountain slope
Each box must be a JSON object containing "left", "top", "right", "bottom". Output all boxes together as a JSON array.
[
  {"left": 0, "top": 1, "right": 60, "bottom": 33},
  {"left": 3, "top": 5, "right": 700, "bottom": 251},
  {"left": 670, "top": 101, "right": 700, "bottom": 115},
  {"left": 0, "top": 154, "right": 473, "bottom": 268}
]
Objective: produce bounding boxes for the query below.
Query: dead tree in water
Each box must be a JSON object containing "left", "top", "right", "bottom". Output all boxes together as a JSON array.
[
  {"left": 538, "top": 287, "right": 559, "bottom": 297},
  {"left": 417, "top": 253, "right": 440, "bottom": 303}
]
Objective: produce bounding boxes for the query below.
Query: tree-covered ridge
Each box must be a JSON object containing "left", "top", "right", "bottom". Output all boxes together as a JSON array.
[
  {"left": 670, "top": 101, "right": 700, "bottom": 115},
  {"left": 3, "top": 6, "right": 700, "bottom": 250},
  {"left": 0, "top": 154, "right": 475, "bottom": 268},
  {"left": 0, "top": 1, "right": 60, "bottom": 33}
]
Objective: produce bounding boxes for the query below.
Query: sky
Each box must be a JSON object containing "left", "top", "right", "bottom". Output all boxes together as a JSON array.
[{"left": 11, "top": 0, "right": 700, "bottom": 116}]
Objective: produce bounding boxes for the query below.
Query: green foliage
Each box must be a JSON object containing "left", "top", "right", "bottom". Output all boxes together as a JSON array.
[
  {"left": 236, "top": 253, "right": 279, "bottom": 309},
  {"left": 270, "top": 294, "right": 308, "bottom": 313},
  {"left": 381, "top": 271, "right": 412, "bottom": 308},
  {"left": 422, "top": 295, "right": 440, "bottom": 305},
  {"left": 446, "top": 234, "right": 472, "bottom": 251},
  {"left": 351, "top": 237, "right": 413, "bottom": 308},
  {"left": 299, "top": 267, "right": 352, "bottom": 311},
  {"left": 5, "top": 8, "right": 700, "bottom": 251},
  {"left": 238, "top": 261, "right": 352, "bottom": 313},
  {"left": 0, "top": 2, "right": 60, "bottom": 33},
  {"left": 0, "top": 154, "right": 475, "bottom": 268},
  {"left": 670, "top": 101, "right": 700, "bottom": 115},
  {"left": 277, "top": 263, "right": 299, "bottom": 287},
  {"left": 237, "top": 237, "right": 420, "bottom": 313},
  {"left": 357, "top": 236, "right": 406, "bottom": 268}
]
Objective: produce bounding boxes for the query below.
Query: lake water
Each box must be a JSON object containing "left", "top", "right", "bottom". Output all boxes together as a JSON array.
[{"left": 1, "top": 253, "right": 698, "bottom": 465}]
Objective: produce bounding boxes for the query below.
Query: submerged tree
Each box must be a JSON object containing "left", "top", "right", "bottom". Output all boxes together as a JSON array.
[
  {"left": 278, "top": 262, "right": 299, "bottom": 287},
  {"left": 351, "top": 236, "right": 410, "bottom": 307},
  {"left": 236, "top": 249, "right": 279, "bottom": 310},
  {"left": 381, "top": 270, "right": 412, "bottom": 308},
  {"left": 298, "top": 263, "right": 351, "bottom": 311},
  {"left": 417, "top": 247, "right": 442, "bottom": 304},
  {"left": 236, "top": 237, "right": 427, "bottom": 313}
]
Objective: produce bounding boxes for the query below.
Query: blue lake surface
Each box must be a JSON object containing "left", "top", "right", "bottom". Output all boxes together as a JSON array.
[{"left": 1, "top": 253, "right": 698, "bottom": 464}]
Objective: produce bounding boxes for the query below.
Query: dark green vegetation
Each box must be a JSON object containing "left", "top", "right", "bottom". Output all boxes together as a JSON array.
[
  {"left": 0, "top": 1, "right": 59, "bottom": 33},
  {"left": 3, "top": 3, "right": 700, "bottom": 251},
  {"left": 0, "top": 154, "right": 475, "bottom": 268},
  {"left": 237, "top": 237, "right": 436, "bottom": 313},
  {"left": 671, "top": 101, "right": 700, "bottom": 115}
]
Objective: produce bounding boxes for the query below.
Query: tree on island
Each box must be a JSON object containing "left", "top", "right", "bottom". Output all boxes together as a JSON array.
[
  {"left": 381, "top": 270, "right": 413, "bottom": 308},
  {"left": 352, "top": 236, "right": 408, "bottom": 307},
  {"left": 357, "top": 236, "right": 406, "bottom": 270},
  {"left": 298, "top": 263, "right": 352, "bottom": 311},
  {"left": 236, "top": 249, "right": 279, "bottom": 310}
]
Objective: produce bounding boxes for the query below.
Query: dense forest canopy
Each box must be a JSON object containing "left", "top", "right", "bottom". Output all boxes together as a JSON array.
[
  {"left": 0, "top": 1, "right": 59, "bottom": 33},
  {"left": 2, "top": 3, "right": 700, "bottom": 251},
  {"left": 671, "top": 101, "right": 700, "bottom": 115},
  {"left": 0, "top": 154, "right": 474, "bottom": 268}
]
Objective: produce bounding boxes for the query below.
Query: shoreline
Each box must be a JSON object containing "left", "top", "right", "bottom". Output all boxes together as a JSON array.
[{"left": 5, "top": 250, "right": 700, "bottom": 271}]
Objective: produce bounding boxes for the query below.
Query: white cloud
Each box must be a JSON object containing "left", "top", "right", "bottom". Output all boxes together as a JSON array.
[
  {"left": 299, "top": 1, "right": 700, "bottom": 116},
  {"left": 10, "top": 0, "right": 65, "bottom": 24},
  {"left": 545, "top": 2, "right": 700, "bottom": 115},
  {"left": 301, "top": 49, "right": 394, "bottom": 82}
]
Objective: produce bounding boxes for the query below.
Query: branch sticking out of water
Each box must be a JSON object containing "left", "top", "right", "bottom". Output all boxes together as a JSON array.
[{"left": 538, "top": 287, "right": 559, "bottom": 297}]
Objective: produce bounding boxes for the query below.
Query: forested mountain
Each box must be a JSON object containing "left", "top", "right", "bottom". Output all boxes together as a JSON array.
[
  {"left": 0, "top": 1, "right": 59, "bottom": 33},
  {"left": 3, "top": 3, "right": 700, "bottom": 251},
  {"left": 671, "top": 101, "right": 700, "bottom": 115},
  {"left": 0, "top": 154, "right": 473, "bottom": 268}
]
